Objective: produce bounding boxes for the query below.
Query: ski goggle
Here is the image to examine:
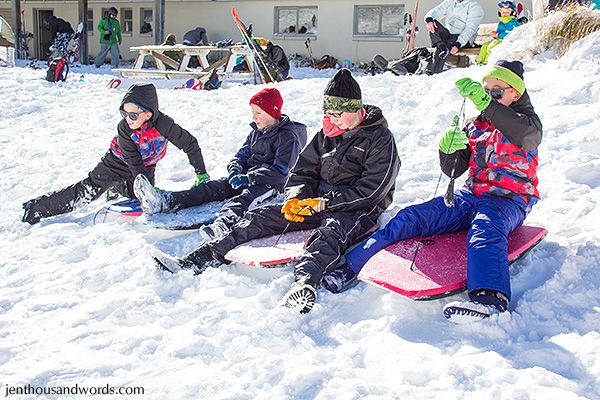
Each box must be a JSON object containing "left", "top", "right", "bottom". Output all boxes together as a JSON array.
[
  {"left": 485, "top": 87, "right": 509, "bottom": 100},
  {"left": 120, "top": 110, "right": 144, "bottom": 121},
  {"left": 324, "top": 111, "right": 344, "bottom": 118},
  {"left": 497, "top": 0, "right": 516, "bottom": 9}
]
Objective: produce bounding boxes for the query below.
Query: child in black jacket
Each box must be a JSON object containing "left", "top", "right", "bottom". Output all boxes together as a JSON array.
[
  {"left": 22, "top": 83, "right": 208, "bottom": 225},
  {"left": 134, "top": 87, "right": 307, "bottom": 240}
]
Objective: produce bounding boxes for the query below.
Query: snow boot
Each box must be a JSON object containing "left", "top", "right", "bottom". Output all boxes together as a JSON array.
[
  {"left": 153, "top": 244, "right": 218, "bottom": 275},
  {"left": 437, "top": 44, "right": 449, "bottom": 60},
  {"left": 152, "top": 249, "right": 186, "bottom": 273},
  {"left": 134, "top": 174, "right": 171, "bottom": 215},
  {"left": 280, "top": 282, "right": 317, "bottom": 314},
  {"left": 322, "top": 262, "right": 359, "bottom": 294},
  {"left": 21, "top": 200, "right": 42, "bottom": 225},
  {"left": 443, "top": 289, "right": 508, "bottom": 324}
]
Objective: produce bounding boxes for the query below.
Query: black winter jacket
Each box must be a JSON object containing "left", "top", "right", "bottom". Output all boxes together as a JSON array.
[
  {"left": 112, "top": 83, "right": 207, "bottom": 180},
  {"left": 47, "top": 16, "right": 74, "bottom": 40},
  {"left": 183, "top": 27, "right": 208, "bottom": 45},
  {"left": 286, "top": 105, "right": 400, "bottom": 213},
  {"left": 228, "top": 115, "right": 307, "bottom": 191}
]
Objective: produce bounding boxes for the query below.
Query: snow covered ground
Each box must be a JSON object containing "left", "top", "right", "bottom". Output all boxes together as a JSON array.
[{"left": 1, "top": 26, "right": 599, "bottom": 400}]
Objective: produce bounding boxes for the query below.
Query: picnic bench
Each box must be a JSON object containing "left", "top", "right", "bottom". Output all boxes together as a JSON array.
[
  {"left": 113, "top": 44, "right": 255, "bottom": 79},
  {"left": 444, "top": 23, "right": 496, "bottom": 68},
  {"left": 459, "top": 23, "right": 497, "bottom": 56}
]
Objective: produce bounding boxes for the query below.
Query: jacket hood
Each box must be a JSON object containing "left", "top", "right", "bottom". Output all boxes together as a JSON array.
[
  {"left": 359, "top": 104, "right": 388, "bottom": 129},
  {"left": 120, "top": 83, "right": 159, "bottom": 123}
]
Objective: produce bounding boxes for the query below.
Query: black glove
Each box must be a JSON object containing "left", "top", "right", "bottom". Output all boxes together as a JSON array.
[{"left": 104, "top": 32, "right": 111, "bottom": 41}]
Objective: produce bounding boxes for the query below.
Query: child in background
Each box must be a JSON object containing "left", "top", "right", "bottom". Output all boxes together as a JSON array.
[{"left": 476, "top": 0, "right": 521, "bottom": 65}]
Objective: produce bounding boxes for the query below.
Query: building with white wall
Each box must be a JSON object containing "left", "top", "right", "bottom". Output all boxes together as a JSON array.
[{"left": 0, "top": 0, "right": 533, "bottom": 62}]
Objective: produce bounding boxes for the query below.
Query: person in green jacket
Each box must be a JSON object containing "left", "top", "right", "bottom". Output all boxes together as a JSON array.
[{"left": 94, "top": 7, "right": 121, "bottom": 68}]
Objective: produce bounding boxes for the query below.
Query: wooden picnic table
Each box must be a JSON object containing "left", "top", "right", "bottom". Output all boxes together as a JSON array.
[{"left": 114, "top": 44, "right": 255, "bottom": 79}]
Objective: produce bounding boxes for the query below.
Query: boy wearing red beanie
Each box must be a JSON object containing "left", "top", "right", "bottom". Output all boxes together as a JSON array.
[{"left": 134, "top": 87, "right": 307, "bottom": 240}]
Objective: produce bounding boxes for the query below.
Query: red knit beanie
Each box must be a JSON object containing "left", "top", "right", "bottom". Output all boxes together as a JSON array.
[{"left": 249, "top": 88, "right": 283, "bottom": 120}]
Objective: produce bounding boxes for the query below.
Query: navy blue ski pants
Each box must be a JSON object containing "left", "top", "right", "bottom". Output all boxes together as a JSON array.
[
  {"left": 344, "top": 189, "right": 527, "bottom": 299},
  {"left": 170, "top": 177, "right": 275, "bottom": 221}
]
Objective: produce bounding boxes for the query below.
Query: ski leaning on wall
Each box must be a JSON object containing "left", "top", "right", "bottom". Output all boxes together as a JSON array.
[
  {"left": 405, "top": 0, "right": 420, "bottom": 54},
  {"left": 231, "top": 7, "right": 284, "bottom": 83}
]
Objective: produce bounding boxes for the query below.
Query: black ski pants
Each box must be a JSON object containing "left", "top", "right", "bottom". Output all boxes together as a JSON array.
[
  {"left": 170, "top": 178, "right": 277, "bottom": 223},
  {"left": 25, "top": 151, "right": 154, "bottom": 220},
  {"left": 208, "top": 204, "right": 381, "bottom": 286},
  {"left": 427, "top": 20, "right": 459, "bottom": 74}
]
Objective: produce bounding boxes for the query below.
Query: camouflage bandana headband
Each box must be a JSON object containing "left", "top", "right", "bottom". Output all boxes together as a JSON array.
[{"left": 323, "top": 95, "right": 363, "bottom": 113}]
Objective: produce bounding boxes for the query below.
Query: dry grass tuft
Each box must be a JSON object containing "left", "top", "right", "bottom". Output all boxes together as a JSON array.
[{"left": 537, "top": 6, "right": 600, "bottom": 56}]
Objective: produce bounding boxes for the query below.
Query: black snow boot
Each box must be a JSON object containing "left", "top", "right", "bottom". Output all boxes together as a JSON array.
[
  {"left": 322, "top": 262, "right": 359, "bottom": 294},
  {"left": 21, "top": 200, "right": 42, "bottom": 225}
]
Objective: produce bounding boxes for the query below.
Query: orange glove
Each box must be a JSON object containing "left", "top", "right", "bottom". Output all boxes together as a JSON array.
[
  {"left": 282, "top": 198, "right": 305, "bottom": 223},
  {"left": 294, "top": 198, "right": 327, "bottom": 216},
  {"left": 283, "top": 212, "right": 305, "bottom": 223},
  {"left": 281, "top": 198, "right": 299, "bottom": 215}
]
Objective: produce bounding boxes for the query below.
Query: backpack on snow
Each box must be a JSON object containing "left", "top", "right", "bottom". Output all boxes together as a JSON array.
[
  {"left": 389, "top": 47, "right": 433, "bottom": 75},
  {"left": 45, "top": 56, "right": 69, "bottom": 82},
  {"left": 313, "top": 55, "right": 337, "bottom": 70}
]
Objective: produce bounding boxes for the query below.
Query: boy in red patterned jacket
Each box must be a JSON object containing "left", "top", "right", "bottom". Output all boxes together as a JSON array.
[
  {"left": 21, "top": 83, "right": 209, "bottom": 224},
  {"left": 332, "top": 60, "right": 542, "bottom": 323}
]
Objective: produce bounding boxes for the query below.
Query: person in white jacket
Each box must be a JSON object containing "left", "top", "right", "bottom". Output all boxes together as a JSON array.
[{"left": 424, "top": 0, "right": 484, "bottom": 74}]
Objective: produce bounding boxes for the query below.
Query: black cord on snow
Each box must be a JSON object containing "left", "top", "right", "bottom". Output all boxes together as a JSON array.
[{"left": 92, "top": 208, "right": 109, "bottom": 225}]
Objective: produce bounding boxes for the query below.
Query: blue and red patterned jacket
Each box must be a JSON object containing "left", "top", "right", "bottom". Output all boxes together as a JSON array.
[
  {"left": 110, "top": 83, "right": 207, "bottom": 180},
  {"left": 440, "top": 91, "right": 542, "bottom": 211}
]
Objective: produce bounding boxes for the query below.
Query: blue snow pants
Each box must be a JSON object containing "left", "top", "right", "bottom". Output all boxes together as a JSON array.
[{"left": 344, "top": 189, "right": 527, "bottom": 299}]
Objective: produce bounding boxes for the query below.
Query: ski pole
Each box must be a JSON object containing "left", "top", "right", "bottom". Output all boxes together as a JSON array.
[
  {"left": 274, "top": 205, "right": 312, "bottom": 247},
  {"left": 433, "top": 98, "right": 466, "bottom": 203},
  {"left": 305, "top": 38, "right": 314, "bottom": 66}
]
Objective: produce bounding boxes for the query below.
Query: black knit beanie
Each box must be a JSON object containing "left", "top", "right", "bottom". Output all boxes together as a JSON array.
[{"left": 323, "top": 69, "right": 363, "bottom": 112}]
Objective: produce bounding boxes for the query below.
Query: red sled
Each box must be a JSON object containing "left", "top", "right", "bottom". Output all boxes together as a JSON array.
[
  {"left": 224, "top": 230, "right": 313, "bottom": 267},
  {"left": 357, "top": 225, "right": 547, "bottom": 300}
]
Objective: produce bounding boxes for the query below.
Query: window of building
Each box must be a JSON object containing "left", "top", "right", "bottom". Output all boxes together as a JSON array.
[
  {"left": 275, "top": 6, "right": 317, "bottom": 35},
  {"left": 354, "top": 5, "right": 404, "bottom": 37},
  {"left": 140, "top": 8, "right": 153, "bottom": 34},
  {"left": 121, "top": 7, "right": 133, "bottom": 34},
  {"left": 87, "top": 9, "right": 93, "bottom": 33}
]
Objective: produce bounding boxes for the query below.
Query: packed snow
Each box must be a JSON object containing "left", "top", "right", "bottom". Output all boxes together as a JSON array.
[{"left": 1, "top": 23, "right": 599, "bottom": 400}]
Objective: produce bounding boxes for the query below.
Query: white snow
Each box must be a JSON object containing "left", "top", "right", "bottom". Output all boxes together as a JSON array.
[{"left": 1, "top": 27, "right": 599, "bottom": 400}]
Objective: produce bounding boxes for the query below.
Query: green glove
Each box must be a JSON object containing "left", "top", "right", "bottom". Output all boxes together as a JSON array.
[
  {"left": 193, "top": 172, "right": 210, "bottom": 187},
  {"left": 439, "top": 115, "right": 469, "bottom": 155},
  {"left": 455, "top": 77, "right": 491, "bottom": 111}
]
